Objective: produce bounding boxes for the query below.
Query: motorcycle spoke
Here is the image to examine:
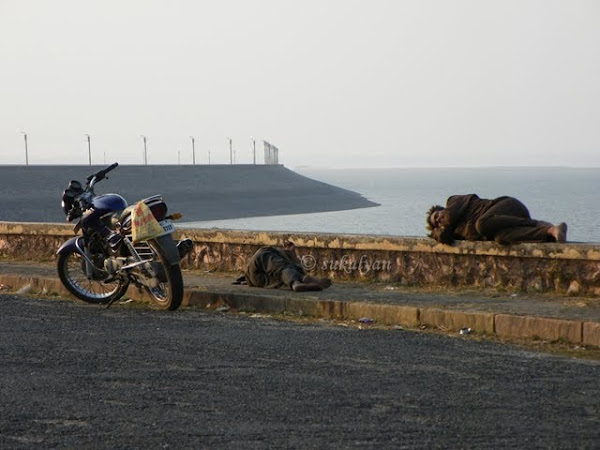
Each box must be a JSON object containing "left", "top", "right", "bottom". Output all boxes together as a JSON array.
[
  {"left": 149, "top": 282, "right": 169, "bottom": 302},
  {"left": 63, "top": 253, "right": 122, "bottom": 300}
]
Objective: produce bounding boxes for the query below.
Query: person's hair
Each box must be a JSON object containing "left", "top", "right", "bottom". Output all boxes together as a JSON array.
[{"left": 426, "top": 205, "right": 445, "bottom": 235}]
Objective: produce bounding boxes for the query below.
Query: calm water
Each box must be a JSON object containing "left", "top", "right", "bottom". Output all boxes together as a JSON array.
[{"left": 181, "top": 167, "right": 600, "bottom": 242}]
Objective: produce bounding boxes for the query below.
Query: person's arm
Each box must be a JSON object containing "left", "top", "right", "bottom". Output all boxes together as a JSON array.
[
  {"left": 430, "top": 194, "right": 476, "bottom": 245},
  {"left": 431, "top": 224, "right": 455, "bottom": 244},
  {"left": 442, "top": 194, "right": 476, "bottom": 229}
]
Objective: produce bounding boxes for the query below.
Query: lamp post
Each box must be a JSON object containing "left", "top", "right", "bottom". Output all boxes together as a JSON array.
[
  {"left": 228, "top": 138, "right": 233, "bottom": 164},
  {"left": 84, "top": 134, "right": 91, "bottom": 165},
  {"left": 251, "top": 137, "right": 256, "bottom": 165},
  {"left": 208, "top": 148, "right": 211, "bottom": 165},
  {"left": 190, "top": 136, "right": 196, "bottom": 165},
  {"left": 140, "top": 135, "right": 148, "bottom": 165},
  {"left": 20, "top": 131, "right": 28, "bottom": 165}
]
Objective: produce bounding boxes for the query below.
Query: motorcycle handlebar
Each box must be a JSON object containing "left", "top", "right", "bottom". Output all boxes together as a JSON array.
[{"left": 87, "top": 162, "right": 119, "bottom": 184}]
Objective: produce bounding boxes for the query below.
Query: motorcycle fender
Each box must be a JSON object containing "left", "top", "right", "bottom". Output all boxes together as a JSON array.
[
  {"left": 57, "top": 236, "right": 85, "bottom": 256},
  {"left": 153, "top": 235, "right": 181, "bottom": 266}
]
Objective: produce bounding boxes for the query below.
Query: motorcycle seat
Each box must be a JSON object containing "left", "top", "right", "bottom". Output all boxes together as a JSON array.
[{"left": 119, "top": 195, "right": 164, "bottom": 223}]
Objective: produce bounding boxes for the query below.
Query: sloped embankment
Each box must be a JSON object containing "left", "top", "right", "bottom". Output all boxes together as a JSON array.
[{"left": 0, "top": 164, "right": 378, "bottom": 223}]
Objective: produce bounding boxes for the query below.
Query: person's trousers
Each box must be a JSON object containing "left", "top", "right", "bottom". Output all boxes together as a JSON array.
[
  {"left": 281, "top": 267, "right": 304, "bottom": 287},
  {"left": 475, "top": 197, "right": 552, "bottom": 244}
]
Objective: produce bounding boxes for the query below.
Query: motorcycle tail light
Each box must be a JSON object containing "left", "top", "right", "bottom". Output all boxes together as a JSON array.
[{"left": 149, "top": 203, "right": 167, "bottom": 221}]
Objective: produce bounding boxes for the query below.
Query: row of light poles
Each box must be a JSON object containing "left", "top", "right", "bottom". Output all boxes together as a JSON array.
[
  {"left": 17, "top": 133, "right": 259, "bottom": 166},
  {"left": 168, "top": 136, "right": 256, "bottom": 165},
  {"left": 19, "top": 131, "right": 94, "bottom": 166},
  {"left": 20, "top": 131, "right": 28, "bottom": 165}
]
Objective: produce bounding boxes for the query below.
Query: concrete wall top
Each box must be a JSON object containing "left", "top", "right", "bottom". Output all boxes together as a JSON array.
[{"left": 2, "top": 221, "right": 600, "bottom": 262}]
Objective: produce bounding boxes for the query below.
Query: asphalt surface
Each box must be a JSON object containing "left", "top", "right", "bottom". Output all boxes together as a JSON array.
[{"left": 1, "top": 295, "right": 599, "bottom": 449}]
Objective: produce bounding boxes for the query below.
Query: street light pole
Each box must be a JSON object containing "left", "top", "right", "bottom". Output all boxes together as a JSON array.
[
  {"left": 252, "top": 138, "right": 256, "bottom": 165},
  {"left": 190, "top": 136, "right": 195, "bottom": 165},
  {"left": 208, "top": 148, "right": 211, "bottom": 165},
  {"left": 20, "top": 131, "right": 28, "bottom": 165},
  {"left": 140, "top": 135, "right": 148, "bottom": 165},
  {"left": 84, "top": 134, "right": 91, "bottom": 165},
  {"left": 228, "top": 138, "right": 233, "bottom": 164}
]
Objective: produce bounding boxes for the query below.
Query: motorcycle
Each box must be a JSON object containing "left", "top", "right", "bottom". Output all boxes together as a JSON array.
[{"left": 57, "top": 162, "right": 193, "bottom": 310}]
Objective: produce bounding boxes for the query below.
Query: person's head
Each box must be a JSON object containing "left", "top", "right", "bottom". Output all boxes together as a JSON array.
[
  {"left": 283, "top": 239, "right": 297, "bottom": 258},
  {"left": 426, "top": 205, "right": 445, "bottom": 234}
]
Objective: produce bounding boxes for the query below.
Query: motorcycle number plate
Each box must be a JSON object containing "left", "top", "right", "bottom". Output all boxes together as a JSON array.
[{"left": 158, "top": 219, "right": 175, "bottom": 235}]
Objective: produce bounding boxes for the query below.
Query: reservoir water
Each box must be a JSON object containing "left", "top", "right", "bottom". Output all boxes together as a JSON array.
[{"left": 182, "top": 167, "right": 600, "bottom": 242}]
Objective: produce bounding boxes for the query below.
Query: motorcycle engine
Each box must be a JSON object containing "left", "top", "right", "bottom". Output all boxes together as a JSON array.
[{"left": 104, "top": 257, "right": 125, "bottom": 275}]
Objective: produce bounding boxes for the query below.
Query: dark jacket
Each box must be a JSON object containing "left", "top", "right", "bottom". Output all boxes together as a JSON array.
[
  {"left": 439, "top": 194, "right": 493, "bottom": 240},
  {"left": 244, "top": 246, "right": 305, "bottom": 288},
  {"left": 434, "top": 194, "right": 528, "bottom": 244}
]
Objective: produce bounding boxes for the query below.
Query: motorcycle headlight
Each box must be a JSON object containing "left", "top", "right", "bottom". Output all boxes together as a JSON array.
[
  {"left": 69, "top": 180, "right": 83, "bottom": 193},
  {"left": 62, "top": 189, "right": 76, "bottom": 215}
]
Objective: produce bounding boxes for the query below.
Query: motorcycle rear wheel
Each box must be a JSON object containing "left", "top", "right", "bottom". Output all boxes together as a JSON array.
[
  {"left": 144, "top": 239, "right": 184, "bottom": 311},
  {"left": 57, "top": 250, "right": 129, "bottom": 304}
]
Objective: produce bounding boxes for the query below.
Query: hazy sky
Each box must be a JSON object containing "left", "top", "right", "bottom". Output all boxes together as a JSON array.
[{"left": 1, "top": 0, "right": 599, "bottom": 168}]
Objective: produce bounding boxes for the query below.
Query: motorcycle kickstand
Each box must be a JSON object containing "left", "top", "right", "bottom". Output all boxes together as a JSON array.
[{"left": 103, "top": 276, "right": 125, "bottom": 309}]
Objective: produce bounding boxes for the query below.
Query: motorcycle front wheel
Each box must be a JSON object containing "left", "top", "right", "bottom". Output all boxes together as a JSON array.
[
  {"left": 57, "top": 250, "right": 129, "bottom": 304},
  {"left": 144, "top": 238, "right": 184, "bottom": 311}
]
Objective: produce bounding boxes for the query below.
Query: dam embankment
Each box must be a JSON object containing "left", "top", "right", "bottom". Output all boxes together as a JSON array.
[{"left": 0, "top": 164, "right": 378, "bottom": 223}]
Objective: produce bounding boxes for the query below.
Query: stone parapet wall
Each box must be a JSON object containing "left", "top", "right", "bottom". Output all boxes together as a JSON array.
[{"left": 2, "top": 221, "right": 600, "bottom": 296}]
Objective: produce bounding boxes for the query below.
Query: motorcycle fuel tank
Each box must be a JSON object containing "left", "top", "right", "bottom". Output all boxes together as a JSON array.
[{"left": 91, "top": 194, "right": 128, "bottom": 215}]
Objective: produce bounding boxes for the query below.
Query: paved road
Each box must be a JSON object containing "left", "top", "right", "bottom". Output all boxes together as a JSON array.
[{"left": 1, "top": 295, "right": 599, "bottom": 449}]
